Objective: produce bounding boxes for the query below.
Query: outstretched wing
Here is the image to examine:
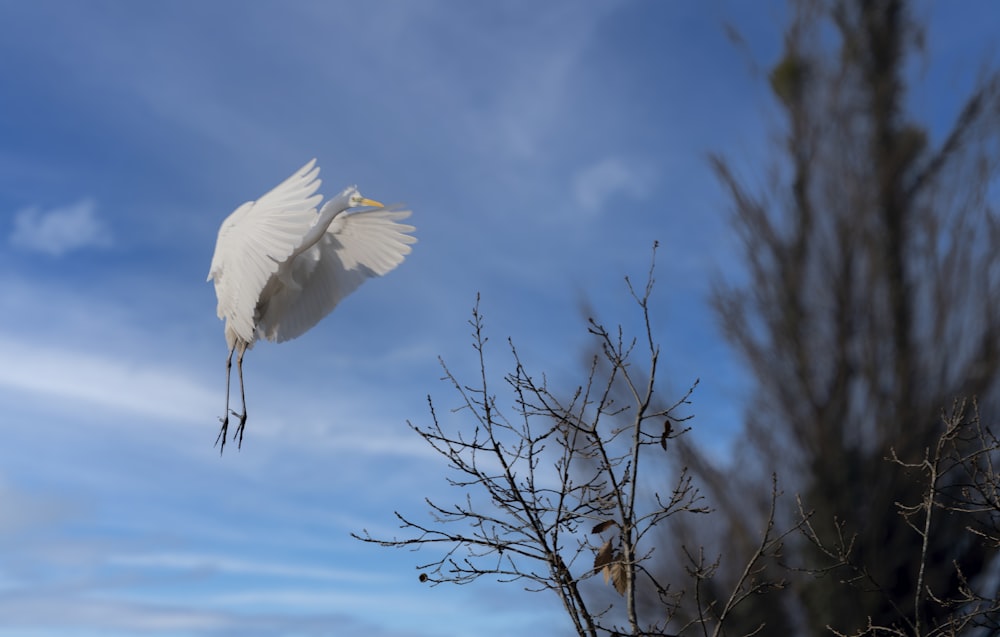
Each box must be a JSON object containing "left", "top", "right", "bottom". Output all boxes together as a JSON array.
[
  {"left": 258, "top": 205, "right": 416, "bottom": 343},
  {"left": 208, "top": 159, "right": 323, "bottom": 346}
]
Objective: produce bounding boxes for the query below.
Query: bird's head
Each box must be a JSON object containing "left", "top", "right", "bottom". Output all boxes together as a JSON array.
[{"left": 342, "top": 186, "right": 383, "bottom": 209}]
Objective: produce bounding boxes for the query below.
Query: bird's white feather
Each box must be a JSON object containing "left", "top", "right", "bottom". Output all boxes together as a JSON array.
[
  {"left": 208, "top": 159, "right": 323, "bottom": 347},
  {"left": 257, "top": 206, "right": 416, "bottom": 342}
]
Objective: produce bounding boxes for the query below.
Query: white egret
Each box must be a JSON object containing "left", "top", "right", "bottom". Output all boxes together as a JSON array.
[{"left": 207, "top": 159, "right": 416, "bottom": 451}]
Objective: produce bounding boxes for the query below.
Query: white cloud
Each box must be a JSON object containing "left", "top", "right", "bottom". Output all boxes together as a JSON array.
[
  {"left": 110, "top": 552, "right": 390, "bottom": 583},
  {"left": 0, "top": 596, "right": 226, "bottom": 633},
  {"left": 0, "top": 335, "right": 216, "bottom": 425},
  {"left": 0, "top": 330, "right": 441, "bottom": 461},
  {"left": 572, "top": 157, "right": 657, "bottom": 215},
  {"left": 9, "top": 199, "right": 112, "bottom": 256}
]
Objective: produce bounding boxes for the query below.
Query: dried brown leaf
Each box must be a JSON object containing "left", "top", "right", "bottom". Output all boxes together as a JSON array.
[
  {"left": 596, "top": 541, "right": 628, "bottom": 596},
  {"left": 591, "top": 519, "right": 618, "bottom": 534},
  {"left": 594, "top": 539, "right": 614, "bottom": 570},
  {"left": 608, "top": 560, "right": 627, "bottom": 595}
]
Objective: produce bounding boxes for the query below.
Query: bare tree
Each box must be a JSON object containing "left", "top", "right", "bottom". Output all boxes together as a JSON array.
[
  {"left": 658, "top": 0, "right": 1000, "bottom": 634},
  {"left": 356, "top": 247, "right": 799, "bottom": 636}
]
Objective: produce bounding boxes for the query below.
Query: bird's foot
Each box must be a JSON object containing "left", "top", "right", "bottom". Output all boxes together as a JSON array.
[
  {"left": 232, "top": 409, "right": 248, "bottom": 449},
  {"left": 215, "top": 414, "right": 230, "bottom": 454},
  {"left": 215, "top": 410, "right": 247, "bottom": 453}
]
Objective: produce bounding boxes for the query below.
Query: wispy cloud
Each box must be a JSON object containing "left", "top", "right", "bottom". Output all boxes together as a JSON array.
[
  {"left": 110, "top": 552, "right": 390, "bottom": 583},
  {"left": 0, "top": 335, "right": 215, "bottom": 426},
  {"left": 0, "top": 328, "right": 440, "bottom": 462},
  {"left": 9, "top": 199, "right": 112, "bottom": 256},
  {"left": 450, "top": 4, "right": 617, "bottom": 164},
  {"left": 0, "top": 597, "right": 227, "bottom": 634},
  {"left": 572, "top": 156, "right": 657, "bottom": 215}
]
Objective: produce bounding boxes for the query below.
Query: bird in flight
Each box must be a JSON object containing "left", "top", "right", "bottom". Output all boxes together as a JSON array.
[{"left": 207, "top": 159, "right": 416, "bottom": 452}]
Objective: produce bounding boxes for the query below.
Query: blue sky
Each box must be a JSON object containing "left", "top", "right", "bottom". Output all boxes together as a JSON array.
[{"left": 0, "top": 1, "right": 997, "bottom": 636}]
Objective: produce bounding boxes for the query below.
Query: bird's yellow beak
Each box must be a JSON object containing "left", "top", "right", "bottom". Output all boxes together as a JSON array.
[{"left": 359, "top": 197, "right": 384, "bottom": 208}]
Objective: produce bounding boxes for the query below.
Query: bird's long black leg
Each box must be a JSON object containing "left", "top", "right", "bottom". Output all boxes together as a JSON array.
[
  {"left": 216, "top": 345, "right": 236, "bottom": 453},
  {"left": 234, "top": 342, "right": 249, "bottom": 449}
]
